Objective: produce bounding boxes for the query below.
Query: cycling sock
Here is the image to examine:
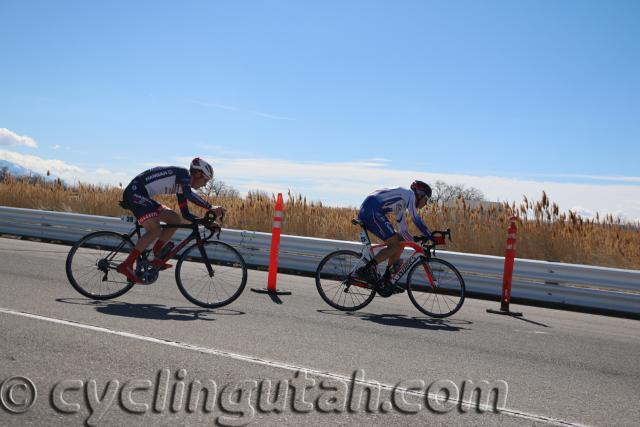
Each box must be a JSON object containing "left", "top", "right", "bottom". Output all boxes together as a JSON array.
[
  {"left": 152, "top": 240, "right": 166, "bottom": 256},
  {"left": 123, "top": 248, "right": 141, "bottom": 266}
]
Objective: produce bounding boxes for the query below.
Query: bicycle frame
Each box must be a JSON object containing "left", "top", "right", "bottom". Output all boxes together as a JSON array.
[
  {"left": 121, "top": 220, "right": 216, "bottom": 275},
  {"left": 357, "top": 225, "right": 436, "bottom": 289}
]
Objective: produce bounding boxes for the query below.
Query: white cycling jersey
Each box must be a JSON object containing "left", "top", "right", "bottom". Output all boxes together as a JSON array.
[{"left": 367, "top": 187, "right": 431, "bottom": 240}]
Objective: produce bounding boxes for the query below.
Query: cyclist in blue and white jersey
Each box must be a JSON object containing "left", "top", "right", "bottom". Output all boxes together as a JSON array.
[
  {"left": 355, "top": 180, "right": 433, "bottom": 283},
  {"left": 117, "top": 158, "right": 224, "bottom": 283}
]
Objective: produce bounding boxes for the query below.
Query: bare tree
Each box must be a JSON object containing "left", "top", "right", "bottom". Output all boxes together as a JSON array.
[
  {"left": 461, "top": 186, "right": 485, "bottom": 201},
  {"left": 431, "top": 180, "right": 484, "bottom": 204},
  {"left": 198, "top": 178, "right": 240, "bottom": 198}
]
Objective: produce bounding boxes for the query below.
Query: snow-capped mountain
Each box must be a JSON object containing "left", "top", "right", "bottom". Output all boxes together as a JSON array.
[{"left": 0, "top": 159, "right": 56, "bottom": 180}]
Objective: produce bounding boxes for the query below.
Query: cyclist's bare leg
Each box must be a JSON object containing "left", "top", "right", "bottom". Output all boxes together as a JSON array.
[
  {"left": 134, "top": 218, "right": 162, "bottom": 253},
  {"left": 156, "top": 209, "right": 180, "bottom": 243},
  {"left": 373, "top": 234, "right": 403, "bottom": 266},
  {"left": 117, "top": 216, "right": 162, "bottom": 283},
  {"left": 134, "top": 209, "right": 181, "bottom": 253}
]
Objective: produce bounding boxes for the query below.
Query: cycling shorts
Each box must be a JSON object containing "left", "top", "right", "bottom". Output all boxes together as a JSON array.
[
  {"left": 358, "top": 196, "right": 396, "bottom": 241},
  {"left": 122, "top": 182, "right": 168, "bottom": 224}
]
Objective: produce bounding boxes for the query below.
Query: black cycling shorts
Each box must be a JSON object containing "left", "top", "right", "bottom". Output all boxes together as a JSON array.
[{"left": 122, "top": 182, "right": 167, "bottom": 224}]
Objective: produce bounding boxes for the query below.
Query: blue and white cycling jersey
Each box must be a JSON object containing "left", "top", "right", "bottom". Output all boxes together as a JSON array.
[{"left": 358, "top": 187, "right": 431, "bottom": 241}]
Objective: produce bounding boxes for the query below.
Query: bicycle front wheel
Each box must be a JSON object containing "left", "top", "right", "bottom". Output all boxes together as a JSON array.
[
  {"left": 315, "top": 250, "right": 376, "bottom": 311},
  {"left": 65, "top": 231, "right": 136, "bottom": 300},
  {"left": 406, "top": 257, "right": 465, "bottom": 318},
  {"left": 175, "top": 241, "right": 247, "bottom": 308}
]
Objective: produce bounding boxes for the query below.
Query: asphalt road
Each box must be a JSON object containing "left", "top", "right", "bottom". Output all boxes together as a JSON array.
[{"left": 1, "top": 237, "right": 638, "bottom": 426}]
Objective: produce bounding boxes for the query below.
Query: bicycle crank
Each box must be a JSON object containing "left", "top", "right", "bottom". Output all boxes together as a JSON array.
[{"left": 135, "top": 261, "right": 159, "bottom": 284}]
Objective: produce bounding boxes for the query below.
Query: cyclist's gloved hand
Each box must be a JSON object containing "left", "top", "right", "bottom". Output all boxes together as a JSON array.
[{"left": 210, "top": 206, "right": 226, "bottom": 220}]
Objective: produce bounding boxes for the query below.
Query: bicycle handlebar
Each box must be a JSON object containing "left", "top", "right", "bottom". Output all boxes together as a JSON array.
[
  {"left": 199, "top": 209, "right": 224, "bottom": 239},
  {"left": 413, "top": 229, "right": 452, "bottom": 249}
]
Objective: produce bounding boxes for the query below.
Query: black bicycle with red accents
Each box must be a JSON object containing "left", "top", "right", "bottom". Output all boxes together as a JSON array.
[{"left": 65, "top": 211, "right": 248, "bottom": 308}]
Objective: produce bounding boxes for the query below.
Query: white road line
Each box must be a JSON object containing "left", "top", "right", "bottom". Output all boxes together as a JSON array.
[{"left": 0, "top": 306, "right": 587, "bottom": 427}]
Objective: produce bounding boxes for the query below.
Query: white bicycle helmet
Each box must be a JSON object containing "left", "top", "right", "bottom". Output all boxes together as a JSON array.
[{"left": 190, "top": 157, "right": 214, "bottom": 180}]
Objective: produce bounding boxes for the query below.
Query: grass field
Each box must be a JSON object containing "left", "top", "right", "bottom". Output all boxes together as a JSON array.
[{"left": 1, "top": 175, "right": 638, "bottom": 269}]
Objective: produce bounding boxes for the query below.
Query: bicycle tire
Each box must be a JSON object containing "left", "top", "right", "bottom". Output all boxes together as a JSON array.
[
  {"left": 406, "top": 257, "right": 465, "bottom": 318},
  {"left": 315, "top": 250, "right": 376, "bottom": 311},
  {"left": 65, "top": 231, "right": 136, "bottom": 300},
  {"left": 175, "top": 240, "right": 247, "bottom": 308}
]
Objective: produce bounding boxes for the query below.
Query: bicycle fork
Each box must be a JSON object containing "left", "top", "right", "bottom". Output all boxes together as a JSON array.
[
  {"left": 197, "top": 243, "right": 215, "bottom": 277},
  {"left": 387, "top": 254, "right": 437, "bottom": 290}
]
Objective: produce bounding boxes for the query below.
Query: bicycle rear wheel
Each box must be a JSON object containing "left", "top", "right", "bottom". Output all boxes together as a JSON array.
[
  {"left": 315, "top": 250, "right": 376, "bottom": 311},
  {"left": 175, "top": 241, "right": 247, "bottom": 308},
  {"left": 65, "top": 231, "right": 136, "bottom": 300},
  {"left": 406, "top": 257, "right": 465, "bottom": 318}
]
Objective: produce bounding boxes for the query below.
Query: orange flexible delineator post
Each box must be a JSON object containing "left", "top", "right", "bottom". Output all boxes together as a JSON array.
[
  {"left": 487, "top": 216, "right": 523, "bottom": 317},
  {"left": 251, "top": 193, "right": 292, "bottom": 296}
]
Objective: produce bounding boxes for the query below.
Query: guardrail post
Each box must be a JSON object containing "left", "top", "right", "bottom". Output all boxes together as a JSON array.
[
  {"left": 251, "top": 193, "right": 292, "bottom": 296},
  {"left": 487, "top": 216, "right": 523, "bottom": 317}
]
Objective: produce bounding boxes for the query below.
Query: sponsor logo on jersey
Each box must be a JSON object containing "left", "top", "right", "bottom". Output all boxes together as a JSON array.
[{"left": 145, "top": 170, "right": 172, "bottom": 182}]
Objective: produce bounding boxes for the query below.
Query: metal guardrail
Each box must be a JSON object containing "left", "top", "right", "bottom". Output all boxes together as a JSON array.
[{"left": 1, "top": 206, "right": 639, "bottom": 316}]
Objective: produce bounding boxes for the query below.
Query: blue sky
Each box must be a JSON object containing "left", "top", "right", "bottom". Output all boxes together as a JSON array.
[{"left": 1, "top": 0, "right": 639, "bottom": 220}]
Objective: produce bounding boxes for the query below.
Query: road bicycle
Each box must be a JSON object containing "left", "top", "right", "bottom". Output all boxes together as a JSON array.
[
  {"left": 315, "top": 219, "right": 465, "bottom": 318},
  {"left": 65, "top": 211, "right": 247, "bottom": 308}
]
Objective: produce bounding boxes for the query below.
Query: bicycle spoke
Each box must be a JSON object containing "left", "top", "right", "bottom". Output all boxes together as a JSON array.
[
  {"left": 407, "top": 258, "right": 465, "bottom": 318},
  {"left": 316, "top": 250, "right": 375, "bottom": 311},
  {"left": 176, "top": 242, "right": 247, "bottom": 308},
  {"left": 66, "top": 232, "right": 135, "bottom": 300}
]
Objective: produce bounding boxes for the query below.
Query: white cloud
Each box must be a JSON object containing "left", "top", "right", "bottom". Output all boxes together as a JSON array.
[
  {"left": 52, "top": 144, "right": 61, "bottom": 150},
  {"left": 195, "top": 156, "right": 640, "bottom": 221},
  {"left": 0, "top": 128, "right": 38, "bottom": 148},
  {"left": 95, "top": 167, "right": 127, "bottom": 178},
  {"left": 0, "top": 150, "right": 131, "bottom": 185},
  {"left": 530, "top": 173, "right": 640, "bottom": 184},
  {"left": 7, "top": 147, "right": 636, "bottom": 221},
  {"left": 0, "top": 150, "right": 83, "bottom": 179}
]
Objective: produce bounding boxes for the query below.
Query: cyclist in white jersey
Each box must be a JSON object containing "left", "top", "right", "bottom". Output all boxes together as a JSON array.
[{"left": 355, "top": 180, "right": 433, "bottom": 284}]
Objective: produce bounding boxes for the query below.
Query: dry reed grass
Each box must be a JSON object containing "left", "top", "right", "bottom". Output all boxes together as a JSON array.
[{"left": 1, "top": 176, "right": 638, "bottom": 269}]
